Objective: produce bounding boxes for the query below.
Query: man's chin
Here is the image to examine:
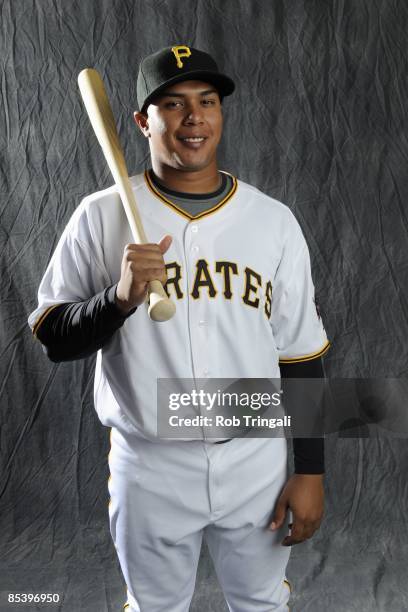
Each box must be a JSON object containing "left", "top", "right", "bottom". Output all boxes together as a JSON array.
[
  {"left": 176, "top": 163, "right": 209, "bottom": 172},
  {"left": 172, "top": 154, "right": 214, "bottom": 172}
]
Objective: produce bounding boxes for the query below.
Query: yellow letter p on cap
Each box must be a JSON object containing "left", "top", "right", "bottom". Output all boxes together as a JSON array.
[{"left": 171, "top": 46, "right": 192, "bottom": 68}]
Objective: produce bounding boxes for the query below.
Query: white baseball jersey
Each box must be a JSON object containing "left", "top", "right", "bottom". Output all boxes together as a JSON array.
[{"left": 28, "top": 171, "right": 329, "bottom": 441}]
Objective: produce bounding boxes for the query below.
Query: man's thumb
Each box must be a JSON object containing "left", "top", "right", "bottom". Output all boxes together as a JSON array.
[
  {"left": 269, "top": 498, "right": 287, "bottom": 531},
  {"left": 158, "top": 235, "right": 172, "bottom": 254}
]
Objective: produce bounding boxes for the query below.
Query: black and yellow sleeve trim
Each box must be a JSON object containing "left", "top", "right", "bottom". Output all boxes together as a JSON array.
[
  {"left": 144, "top": 170, "right": 238, "bottom": 220},
  {"left": 279, "top": 340, "right": 330, "bottom": 364},
  {"left": 32, "top": 304, "right": 62, "bottom": 337},
  {"left": 283, "top": 578, "right": 292, "bottom": 610}
]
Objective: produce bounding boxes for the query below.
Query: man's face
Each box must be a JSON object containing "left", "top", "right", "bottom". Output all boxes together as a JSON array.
[{"left": 135, "top": 80, "right": 223, "bottom": 172}]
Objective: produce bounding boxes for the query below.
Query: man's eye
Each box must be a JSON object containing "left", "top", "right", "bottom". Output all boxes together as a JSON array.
[
  {"left": 202, "top": 99, "right": 216, "bottom": 105},
  {"left": 165, "top": 101, "right": 183, "bottom": 108}
]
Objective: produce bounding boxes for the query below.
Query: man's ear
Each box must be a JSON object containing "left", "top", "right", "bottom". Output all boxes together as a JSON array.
[{"left": 134, "top": 111, "right": 150, "bottom": 138}]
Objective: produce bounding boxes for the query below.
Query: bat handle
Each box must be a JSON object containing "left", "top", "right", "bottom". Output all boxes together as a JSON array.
[
  {"left": 118, "top": 185, "right": 176, "bottom": 322},
  {"left": 147, "top": 280, "right": 176, "bottom": 322}
]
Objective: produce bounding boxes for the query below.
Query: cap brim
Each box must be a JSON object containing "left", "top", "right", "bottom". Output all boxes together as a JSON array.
[{"left": 141, "top": 70, "right": 235, "bottom": 112}]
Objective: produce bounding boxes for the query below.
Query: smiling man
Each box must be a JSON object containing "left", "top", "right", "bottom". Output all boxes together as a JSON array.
[
  {"left": 28, "top": 45, "right": 330, "bottom": 611},
  {"left": 137, "top": 80, "right": 223, "bottom": 179}
]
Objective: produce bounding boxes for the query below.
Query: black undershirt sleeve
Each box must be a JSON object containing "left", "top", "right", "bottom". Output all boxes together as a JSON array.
[
  {"left": 280, "top": 357, "right": 325, "bottom": 475},
  {"left": 35, "top": 284, "right": 137, "bottom": 362}
]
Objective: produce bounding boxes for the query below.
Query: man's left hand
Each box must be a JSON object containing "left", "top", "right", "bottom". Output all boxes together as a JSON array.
[{"left": 268, "top": 474, "right": 324, "bottom": 546}]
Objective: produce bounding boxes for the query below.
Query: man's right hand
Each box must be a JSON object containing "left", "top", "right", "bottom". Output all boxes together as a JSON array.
[{"left": 115, "top": 235, "right": 172, "bottom": 315}]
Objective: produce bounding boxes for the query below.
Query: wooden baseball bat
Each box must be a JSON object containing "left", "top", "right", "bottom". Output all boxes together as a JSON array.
[{"left": 77, "top": 68, "right": 176, "bottom": 322}]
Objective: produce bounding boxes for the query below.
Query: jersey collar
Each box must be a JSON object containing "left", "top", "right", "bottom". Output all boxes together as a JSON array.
[{"left": 144, "top": 169, "right": 237, "bottom": 221}]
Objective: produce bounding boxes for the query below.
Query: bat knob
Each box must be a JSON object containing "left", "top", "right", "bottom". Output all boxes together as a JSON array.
[{"left": 147, "top": 280, "right": 176, "bottom": 322}]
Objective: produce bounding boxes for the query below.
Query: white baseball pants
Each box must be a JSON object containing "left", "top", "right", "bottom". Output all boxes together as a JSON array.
[{"left": 108, "top": 429, "right": 292, "bottom": 612}]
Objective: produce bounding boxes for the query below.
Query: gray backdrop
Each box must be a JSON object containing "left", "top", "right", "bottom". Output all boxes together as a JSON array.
[{"left": 1, "top": 0, "right": 407, "bottom": 610}]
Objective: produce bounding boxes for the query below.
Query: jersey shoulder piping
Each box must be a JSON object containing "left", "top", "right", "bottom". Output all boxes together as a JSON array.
[
  {"left": 144, "top": 170, "right": 238, "bottom": 220},
  {"left": 279, "top": 340, "right": 331, "bottom": 364}
]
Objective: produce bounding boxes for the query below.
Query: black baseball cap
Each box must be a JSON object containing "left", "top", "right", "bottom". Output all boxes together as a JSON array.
[{"left": 137, "top": 45, "right": 235, "bottom": 113}]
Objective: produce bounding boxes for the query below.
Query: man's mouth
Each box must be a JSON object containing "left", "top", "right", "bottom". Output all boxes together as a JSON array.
[
  {"left": 176, "top": 135, "right": 208, "bottom": 151},
  {"left": 178, "top": 137, "right": 206, "bottom": 143}
]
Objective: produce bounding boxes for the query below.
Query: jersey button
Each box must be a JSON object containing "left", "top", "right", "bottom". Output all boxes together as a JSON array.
[
  {"left": 191, "top": 245, "right": 199, "bottom": 253},
  {"left": 203, "top": 369, "right": 210, "bottom": 377},
  {"left": 198, "top": 319, "right": 206, "bottom": 326},
  {"left": 191, "top": 225, "right": 198, "bottom": 233}
]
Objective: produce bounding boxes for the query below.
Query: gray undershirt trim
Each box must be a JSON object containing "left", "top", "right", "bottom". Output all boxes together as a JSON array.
[{"left": 151, "top": 172, "right": 233, "bottom": 217}]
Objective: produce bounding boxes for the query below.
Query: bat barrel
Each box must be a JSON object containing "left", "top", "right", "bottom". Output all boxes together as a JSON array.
[{"left": 77, "top": 68, "right": 176, "bottom": 323}]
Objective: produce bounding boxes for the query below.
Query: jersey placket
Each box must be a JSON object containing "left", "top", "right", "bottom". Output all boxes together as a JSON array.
[{"left": 184, "top": 219, "right": 212, "bottom": 381}]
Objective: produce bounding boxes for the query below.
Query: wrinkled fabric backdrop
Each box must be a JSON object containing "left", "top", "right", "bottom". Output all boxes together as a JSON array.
[{"left": 1, "top": 1, "right": 408, "bottom": 611}]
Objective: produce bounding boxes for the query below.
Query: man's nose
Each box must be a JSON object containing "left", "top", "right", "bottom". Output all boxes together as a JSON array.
[{"left": 183, "top": 102, "right": 204, "bottom": 124}]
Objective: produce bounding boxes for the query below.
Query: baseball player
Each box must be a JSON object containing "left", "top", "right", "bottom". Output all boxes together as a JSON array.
[{"left": 28, "top": 46, "right": 330, "bottom": 611}]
